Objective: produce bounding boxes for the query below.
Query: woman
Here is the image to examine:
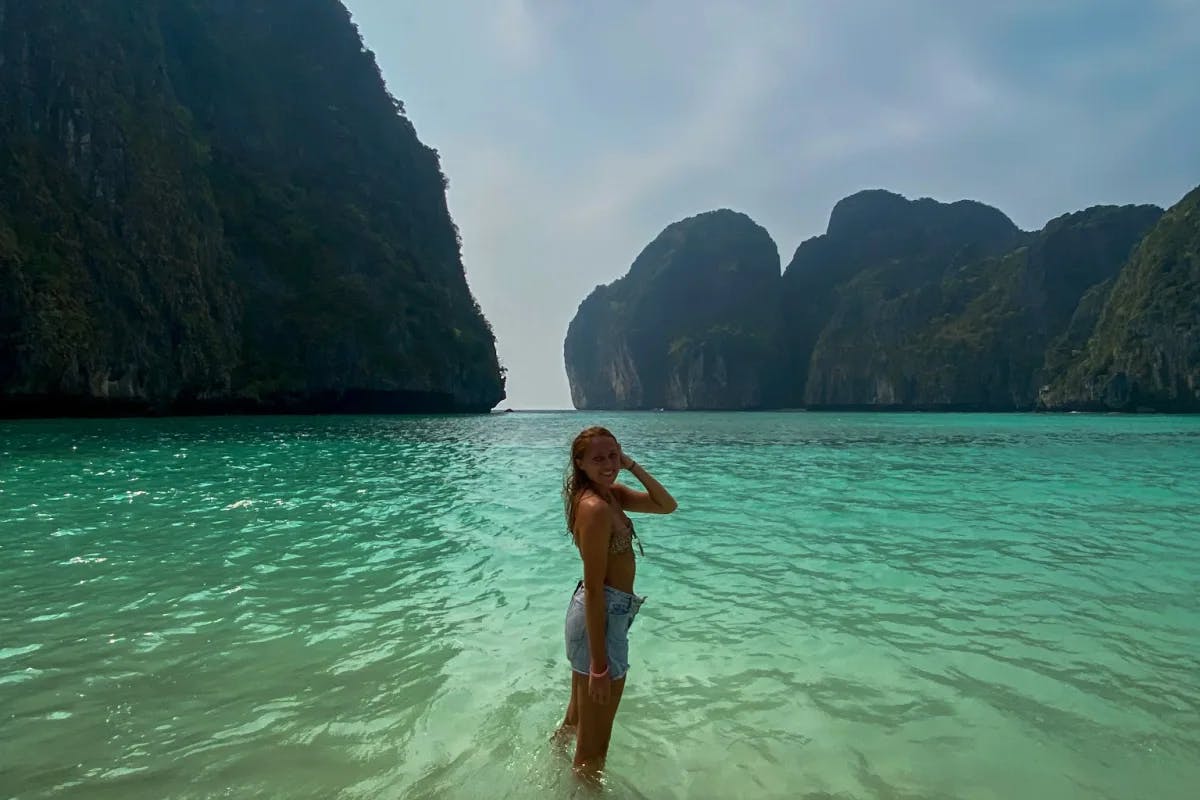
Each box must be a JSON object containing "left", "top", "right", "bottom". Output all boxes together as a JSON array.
[{"left": 556, "top": 425, "right": 678, "bottom": 776}]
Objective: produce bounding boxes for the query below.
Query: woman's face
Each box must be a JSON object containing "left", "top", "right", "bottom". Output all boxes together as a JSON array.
[{"left": 577, "top": 436, "right": 621, "bottom": 487}]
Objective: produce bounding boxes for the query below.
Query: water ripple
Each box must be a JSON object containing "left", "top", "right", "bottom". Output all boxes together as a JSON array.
[{"left": 1, "top": 412, "right": 1198, "bottom": 799}]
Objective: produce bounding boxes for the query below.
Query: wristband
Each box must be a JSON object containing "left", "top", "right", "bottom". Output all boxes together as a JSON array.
[{"left": 589, "top": 665, "right": 609, "bottom": 679}]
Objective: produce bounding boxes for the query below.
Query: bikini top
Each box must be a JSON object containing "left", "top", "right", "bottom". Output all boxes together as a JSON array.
[
  {"left": 573, "top": 493, "right": 644, "bottom": 557},
  {"left": 609, "top": 513, "right": 643, "bottom": 556}
]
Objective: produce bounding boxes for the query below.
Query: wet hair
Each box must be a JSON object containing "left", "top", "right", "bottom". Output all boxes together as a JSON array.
[{"left": 563, "top": 425, "right": 619, "bottom": 534}]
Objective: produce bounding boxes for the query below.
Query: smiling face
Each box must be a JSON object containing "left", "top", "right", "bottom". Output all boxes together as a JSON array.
[{"left": 576, "top": 434, "right": 622, "bottom": 488}]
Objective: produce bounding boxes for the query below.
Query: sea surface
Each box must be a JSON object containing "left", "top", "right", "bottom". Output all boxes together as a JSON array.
[{"left": 2, "top": 411, "right": 1198, "bottom": 799}]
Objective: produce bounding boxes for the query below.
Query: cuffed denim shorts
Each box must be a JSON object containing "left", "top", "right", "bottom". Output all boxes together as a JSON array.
[{"left": 564, "top": 580, "right": 645, "bottom": 681}]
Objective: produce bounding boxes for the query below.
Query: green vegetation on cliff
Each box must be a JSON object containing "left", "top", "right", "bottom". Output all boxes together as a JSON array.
[
  {"left": 804, "top": 203, "right": 1161, "bottom": 408},
  {"left": 775, "top": 190, "right": 1023, "bottom": 405},
  {"left": 565, "top": 187, "right": 1196, "bottom": 412},
  {"left": 0, "top": 0, "right": 503, "bottom": 415},
  {"left": 1042, "top": 187, "right": 1200, "bottom": 411},
  {"left": 565, "top": 210, "right": 779, "bottom": 410}
]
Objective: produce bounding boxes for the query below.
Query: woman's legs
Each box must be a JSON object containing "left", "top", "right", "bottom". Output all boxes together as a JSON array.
[
  {"left": 571, "top": 671, "right": 626, "bottom": 778},
  {"left": 563, "top": 678, "right": 578, "bottom": 726},
  {"left": 551, "top": 676, "right": 579, "bottom": 744}
]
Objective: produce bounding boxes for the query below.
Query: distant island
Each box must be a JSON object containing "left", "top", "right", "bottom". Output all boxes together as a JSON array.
[
  {"left": 565, "top": 185, "right": 1200, "bottom": 413},
  {"left": 0, "top": 0, "right": 504, "bottom": 416}
]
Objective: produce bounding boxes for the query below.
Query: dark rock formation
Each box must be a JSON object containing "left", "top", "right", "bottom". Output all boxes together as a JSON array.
[
  {"left": 1040, "top": 186, "right": 1200, "bottom": 411},
  {"left": 564, "top": 210, "right": 779, "bottom": 409},
  {"left": 803, "top": 203, "right": 1162, "bottom": 409},
  {"left": 564, "top": 185, "right": 1195, "bottom": 412},
  {"left": 781, "top": 190, "right": 1025, "bottom": 407},
  {"left": 0, "top": 0, "right": 503, "bottom": 416}
]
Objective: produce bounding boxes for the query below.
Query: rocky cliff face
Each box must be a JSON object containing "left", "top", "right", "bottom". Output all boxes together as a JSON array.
[
  {"left": 0, "top": 0, "right": 504, "bottom": 415},
  {"left": 1040, "top": 187, "right": 1200, "bottom": 411},
  {"left": 774, "top": 190, "right": 1024, "bottom": 406},
  {"left": 565, "top": 210, "right": 779, "bottom": 410},
  {"left": 564, "top": 186, "right": 1194, "bottom": 412},
  {"left": 803, "top": 203, "right": 1162, "bottom": 409},
  {"left": 0, "top": 0, "right": 240, "bottom": 410}
]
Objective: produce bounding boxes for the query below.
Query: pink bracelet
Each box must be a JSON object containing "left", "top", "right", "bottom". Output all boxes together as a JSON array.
[{"left": 589, "top": 665, "right": 609, "bottom": 679}]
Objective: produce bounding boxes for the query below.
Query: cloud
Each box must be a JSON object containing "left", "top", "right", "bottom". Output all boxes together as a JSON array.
[
  {"left": 561, "top": 42, "right": 780, "bottom": 237},
  {"left": 435, "top": 11, "right": 804, "bottom": 407},
  {"left": 487, "top": 0, "right": 544, "bottom": 70},
  {"left": 344, "top": 0, "right": 1200, "bottom": 407}
]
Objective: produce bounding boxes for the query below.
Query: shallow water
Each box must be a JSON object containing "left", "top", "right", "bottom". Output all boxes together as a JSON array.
[{"left": 2, "top": 412, "right": 1198, "bottom": 799}]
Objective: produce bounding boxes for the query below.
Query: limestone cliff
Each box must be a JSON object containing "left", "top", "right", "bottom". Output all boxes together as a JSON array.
[
  {"left": 1040, "top": 187, "right": 1200, "bottom": 411},
  {"left": 0, "top": 0, "right": 504, "bottom": 415},
  {"left": 774, "top": 190, "right": 1024, "bottom": 405},
  {"left": 564, "top": 186, "right": 1194, "bottom": 412},
  {"left": 565, "top": 210, "right": 779, "bottom": 410},
  {"left": 803, "top": 203, "right": 1162, "bottom": 409}
]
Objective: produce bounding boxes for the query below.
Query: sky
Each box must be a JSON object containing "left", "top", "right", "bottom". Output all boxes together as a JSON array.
[{"left": 341, "top": 0, "right": 1200, "bottom": 410}]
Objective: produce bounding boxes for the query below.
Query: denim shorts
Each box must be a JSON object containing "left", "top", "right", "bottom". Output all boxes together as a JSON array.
[{"left": 564, "top": 581, "right": 645, "bottom": 681}]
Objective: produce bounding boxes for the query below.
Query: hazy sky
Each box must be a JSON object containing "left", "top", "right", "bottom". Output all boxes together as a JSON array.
[{"left": 342, "top": 0, "right": 1200, "bottom": 409}]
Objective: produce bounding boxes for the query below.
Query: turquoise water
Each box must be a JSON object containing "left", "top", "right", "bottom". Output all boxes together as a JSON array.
[{"left": 2, "top": 412, "right": 1198, "bottom": 799}]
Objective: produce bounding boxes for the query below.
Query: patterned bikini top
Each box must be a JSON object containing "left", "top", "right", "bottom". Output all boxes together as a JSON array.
[
  {"left": 609, "top": 513, "right": 643, "bottom": 556},
  {"left": 572, "top": 493, "right": 644, "bottom": 557}
]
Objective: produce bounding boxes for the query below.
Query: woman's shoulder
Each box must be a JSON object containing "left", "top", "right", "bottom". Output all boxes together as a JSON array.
[
  {"left": 574, "top": 491, "right": 613, "bottom": 528},
  {"left": 573, "top": 498, "right": 614, "bottom": 549},
  {"left": 575, "top": 490, "right": 609, "bottom": 515}
]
